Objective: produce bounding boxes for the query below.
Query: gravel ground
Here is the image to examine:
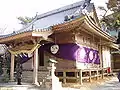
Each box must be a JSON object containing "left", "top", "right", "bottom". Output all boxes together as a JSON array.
[
  {"left": 0, "top": 76, "right": 119, "bottom": 90},
  {"left": 62, "top": 76, "right": 120, "bottom": 90}
]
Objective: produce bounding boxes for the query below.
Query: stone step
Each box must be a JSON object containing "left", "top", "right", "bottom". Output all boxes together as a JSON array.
[
  {"left": 22, "top": 71, "right": 49, "bottom": 83},
  {"left": 0, "top": 82, "right": 52, "bottom": 90},
  {"left": 0, "top": 86, "right": 51, "bottom": 90},
  {"left": 39, "top": 76, "right": 62, "bottom": 90}
]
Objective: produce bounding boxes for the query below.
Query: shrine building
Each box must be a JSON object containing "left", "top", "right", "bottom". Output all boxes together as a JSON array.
[{"left": 0, "top": 0, "right": 119, "bottom": 84}]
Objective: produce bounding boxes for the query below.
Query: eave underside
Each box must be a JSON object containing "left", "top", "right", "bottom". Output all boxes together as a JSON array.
[
  {"left": 53, "top": 16, "right": 116, "bottom": 42},
  {"left": 0, "top": 30, "right": 53, "bottom": 54}
]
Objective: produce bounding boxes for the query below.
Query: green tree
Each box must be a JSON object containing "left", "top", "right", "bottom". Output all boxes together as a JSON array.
[
  {"left": 98, "top": 0, "right": 120, "bottom": 31},
  {"left": 17, "top": 16, "right": 34, "bottom": 26},
  {"left": 107, "top": 0, "right": 120, "bottom": 12},
  {"left": 17, "top": 13, "right": 38, "bottom": 26}
]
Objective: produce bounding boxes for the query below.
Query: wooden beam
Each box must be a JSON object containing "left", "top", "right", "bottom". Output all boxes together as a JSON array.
[{"left": 0, "top": 32, "right": 32, "bottom": 44}]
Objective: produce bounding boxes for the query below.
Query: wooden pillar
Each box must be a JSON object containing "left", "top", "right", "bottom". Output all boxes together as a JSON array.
[
  {"left": 99, "top": 39, "right": 104, "bottom": 79},
  {"left": 102, "top": 68, "right": 104, "bottom": 79},
  {"left": 63, "top": 71, "right": 66, "bottom": 84},
  {"left": 79, "top": 69, "right": 82, "bottom": 85},
  {"left": 111, "top": 54, "right": 114, "bottom": 70},
  {"left": 75, "top": 71, "right": 78, "bottom": 83},
  {"left": 89, "top": 70, "right": 91, "bottom": 82},
  {"left": 10, "top": 54, "right": 15, "bottom": 81},
  {"left": 99, "top": 45, "right": 103, "bottom": 69},
  {"left": 33, "top": 48, "right": 39, "bottom": 85},
  {"left": 31, "top": 56, "right": 34, "bottom": 69},
  {"left": 96, "top": 70, "right": 99, "bottom": 80},
  {"left": 106, "top": 68, "right": 108, "bottom": 76}
]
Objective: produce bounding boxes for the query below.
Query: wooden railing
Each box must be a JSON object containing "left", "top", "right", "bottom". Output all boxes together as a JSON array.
[{"left": 55, "top": 68, "right": 110, "bottom": 84}]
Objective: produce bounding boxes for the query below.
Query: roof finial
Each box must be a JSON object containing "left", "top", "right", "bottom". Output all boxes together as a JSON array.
[
  {"left": 64, "top": 0, "right": 91, "bottom": 21},
  {"left": 82, "top": 0, "right": 91, "bottom": 9},
  {"left": 35, "top": 12, "right": 38, "bottom": 17},
  {"left": 81, "top": 0, "right": 91, "bottom": 15}
]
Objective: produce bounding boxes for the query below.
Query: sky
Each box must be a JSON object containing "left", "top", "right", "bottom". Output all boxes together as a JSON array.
[{"left": 0, "top": 0, "right": 108, "bottom": 34}]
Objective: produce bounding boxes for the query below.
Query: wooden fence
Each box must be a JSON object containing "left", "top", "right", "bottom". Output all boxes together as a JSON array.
[{"left": 55, "top": 68, "right": 110, "bottom": 84}]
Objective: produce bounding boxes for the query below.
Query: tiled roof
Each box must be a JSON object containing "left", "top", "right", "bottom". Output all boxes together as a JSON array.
[
  {"left": 0, "top": 0, "right": 94, "bottom": 38},
  {"left": 34, "top": 2, "right": 93, "bottom": 29}
]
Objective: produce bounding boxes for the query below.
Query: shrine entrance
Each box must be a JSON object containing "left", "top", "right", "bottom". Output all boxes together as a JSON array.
[{"left": 0, "top": 30, "right": 53, "bottom": 85}]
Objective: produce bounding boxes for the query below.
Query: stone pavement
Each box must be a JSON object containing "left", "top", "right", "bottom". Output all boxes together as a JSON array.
[
  {"left": 0, "top": 76, "right": 119, "bottom": 90},
  {"left": 0, "top": 82, "right": 40, "bottom": 90},
  {"left": 92, "top": 77, "right": 120, "bottom": 90},
  {"left": 62, "top": 76, "right": 120, "bottom": 90}
]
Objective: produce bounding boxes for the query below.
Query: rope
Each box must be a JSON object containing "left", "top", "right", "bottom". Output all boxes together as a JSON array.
[{"left": 8, "top": 44, "right": 40, "bottom": 55}]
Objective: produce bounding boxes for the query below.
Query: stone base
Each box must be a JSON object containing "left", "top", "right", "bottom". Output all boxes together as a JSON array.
[
  {"left": 40, "top": 76, "right": 62, "bottom": 90},
  {"left": 32, "top": 82, "right": 40, "bottom": 86},
  {"left": 22, "top": 71, "right": 49, "bottom": 83}
]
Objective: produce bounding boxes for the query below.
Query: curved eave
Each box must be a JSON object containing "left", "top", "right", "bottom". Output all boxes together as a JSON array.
[
  {"left": 109, "top": 43, "right": 119, "bottom": 49},
  {"left": 0, "top": 29, "right": 53, "bottom": 44},
  {"left": 53, "top": 16, "right": 116, "bottom": 42},
  {"left": 111, "top": 50, "right": 120, "bottom": 54},
  {"left": 52, "top": 17, "right": 85, "bottom": 32},
  {"left": 84, "top": 15, "right": 116, "bottom": 42},
  {"left": 0, "top": 32, "right": 32, "bottom": 44}
]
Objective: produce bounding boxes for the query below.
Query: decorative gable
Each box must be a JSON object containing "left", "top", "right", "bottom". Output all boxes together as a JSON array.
[{"left": 87, "top": 5, "right": 101, "bottom": 27}]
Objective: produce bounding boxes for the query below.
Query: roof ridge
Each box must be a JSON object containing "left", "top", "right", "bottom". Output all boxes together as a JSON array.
[
  {"left": 37, "top": 0, "right": 85, "bottom": 19},
  {"left": 0, "top": 0, "right": 94, "bottom": 39},
  {"left": 10, "top": 1, "right": 84, "bottom": 35}
]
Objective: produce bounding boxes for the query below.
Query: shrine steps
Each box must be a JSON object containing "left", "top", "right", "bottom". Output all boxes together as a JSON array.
[
  {"left": 22, "top": 71, "right": 49, "bottom": 83},
  {"left": 0, "top": 82, "right": 51, "bottom": 90}
]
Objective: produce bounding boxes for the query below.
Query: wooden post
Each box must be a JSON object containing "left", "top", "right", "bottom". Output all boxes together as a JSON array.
[
  {"left": 102, "top": 68, "right": 104, "bottom": 79},
  {"left": 111, "top": 55, "right": 114, "bottom": 70},
  {"left": 31, "top": 56, "right": 34, "bottom": 69},
  {"left": 96, "top": 70, "right": 99, "bottom": 80},
  {"left": 89, "top": 70, "right": 91, "bottom": 82},
  {"left": 63, "top": 71, "right": 66, "bottom": 84},
  {"left": 99, "top": 39, "right": 104, "bottom": 79},
  {"left": 99, "top": 39, "right": 103, "bottom": 69},
  {"left": 79, "top": 69, "right": 82, "bottom": 85},
  {"left": 33, "top": 48, "right": 39, "bottom": 85},
  {"left": 10, "top": 54, "right": 15, "bottom": 81},
  {"left": 75, "top": 71, "right": 78, "bottom": 83}
]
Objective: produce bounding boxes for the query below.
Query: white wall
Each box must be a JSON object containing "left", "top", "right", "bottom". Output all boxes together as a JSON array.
[
  {"left": 76, "top": 61, "right": 100, "bottom": 69},
  {"left": 102, "top": 46, "right": 111, "bottom": 68}
]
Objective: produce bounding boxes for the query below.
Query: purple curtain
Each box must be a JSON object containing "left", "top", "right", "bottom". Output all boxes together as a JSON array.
[
  {"left": 40, "top": 43, "right": 100, "bottom": 64},
  {"left": 20, "top": 54, "right": 32, "bottom": 64}
]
